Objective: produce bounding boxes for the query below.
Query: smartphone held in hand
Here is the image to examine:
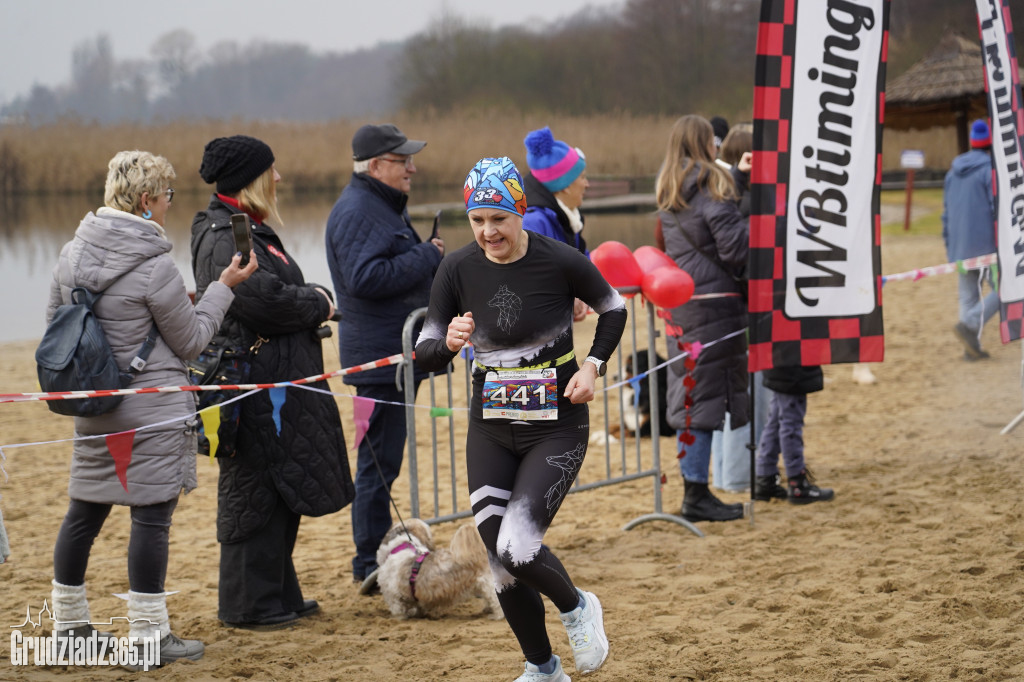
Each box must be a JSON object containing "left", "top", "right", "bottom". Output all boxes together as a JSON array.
[{"left": 230, "top": 213, "right": 253, "bottom": 266}]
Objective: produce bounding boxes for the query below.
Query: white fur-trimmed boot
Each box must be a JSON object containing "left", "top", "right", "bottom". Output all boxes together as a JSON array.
[
  {"left": 50, "top": 579, "right": 115, "bottom": 643},
  {"left": 127, "top": 591, "right": 204, "bottom": 669}
]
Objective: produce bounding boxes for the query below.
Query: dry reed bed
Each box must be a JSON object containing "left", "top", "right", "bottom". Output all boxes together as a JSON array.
[
  {"left": 0, "top": 113, "right": 675, "bottom": 195},
  {"left": 0, "top": 114, "right": 961, "bottom": 196}
]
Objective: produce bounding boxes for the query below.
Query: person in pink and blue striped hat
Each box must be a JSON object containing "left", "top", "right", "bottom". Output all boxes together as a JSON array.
[
  {"left": 523, "top": 126, "right": 591, "bottom": 321},
  {"left": 523, "top": 127, "right": 589, "bottom": 255}
]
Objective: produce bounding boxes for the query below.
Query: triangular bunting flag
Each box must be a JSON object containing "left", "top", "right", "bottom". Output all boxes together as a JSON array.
[
  {"left": 269, "top": 387, "right": 287, "bottom": 436},
  {"left": 105, "top": 430, "right": 136, "bottom": 492},
  {"left": 200, "top": 405, "right": 222, "bottom": 461},
  {"left": 352, "top": 396, "right": 375, "bottom": 450}
]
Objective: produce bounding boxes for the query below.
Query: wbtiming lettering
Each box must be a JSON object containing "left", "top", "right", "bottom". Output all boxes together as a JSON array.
[{"left": 794, "top": 0, "right": 876, "bottom": 306}]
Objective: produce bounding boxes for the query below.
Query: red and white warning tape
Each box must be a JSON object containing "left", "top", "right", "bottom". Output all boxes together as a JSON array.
[
  {"left": 883, "top": 253, "right": 996, "bottom": 284},
  {"left": 0, "top": 353, "right": 405, "bottom": 405}
]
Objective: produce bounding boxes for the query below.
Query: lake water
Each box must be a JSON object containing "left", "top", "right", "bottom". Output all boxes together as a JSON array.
[{"left": 0, "top": 191, "right": 658, "bottom": 343}]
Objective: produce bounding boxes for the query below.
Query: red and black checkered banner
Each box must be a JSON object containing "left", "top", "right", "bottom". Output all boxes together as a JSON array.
[
  {"left": 748, "top": 0, "right": 889, "bottom": 372},
  {"left": 976, "top": 0, "right": 1024, "bottom": 344}
]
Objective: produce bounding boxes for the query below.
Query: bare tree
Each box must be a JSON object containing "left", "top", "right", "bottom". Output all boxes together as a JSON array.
[{"left": 150, "top": 29, "right": 198, "bottom": 95}]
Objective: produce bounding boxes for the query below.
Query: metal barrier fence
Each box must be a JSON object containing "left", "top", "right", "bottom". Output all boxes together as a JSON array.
[{"left": 399, "top": 294, "right": 704, "bottom": 537}]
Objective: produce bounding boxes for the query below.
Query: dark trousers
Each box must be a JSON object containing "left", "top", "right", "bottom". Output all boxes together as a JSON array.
[
  {"left": 756, "top": 390, "right": 808, "bottom": 478},
  {"left": 218, "top": 495, "right": 303, "bottom": 622},
  {"left": 53, "top": 497, "right": 178, "bottom": 593},
  {"left": 350, "top": 381, "right": 418, "bottom": 580}
]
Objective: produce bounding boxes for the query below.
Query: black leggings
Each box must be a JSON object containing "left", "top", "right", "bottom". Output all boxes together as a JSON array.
[
  {"left": 53, "top": 497, "right": 178, "bottom": 593},
  {"left": 467, "top": 414, "right": 589, "bottom": 665}
]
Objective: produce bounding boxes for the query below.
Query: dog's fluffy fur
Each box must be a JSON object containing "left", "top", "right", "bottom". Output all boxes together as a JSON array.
[
  {"left": 611, "top": 351, "right": 674, "bottom": 438},
  {"left": 375, "top": 519, "right": 502, "bottom": 620}
]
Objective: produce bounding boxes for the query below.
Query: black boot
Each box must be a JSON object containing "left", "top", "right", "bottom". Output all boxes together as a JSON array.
[
  {"left": 754, "top": 474, "right": 788, "bottom": 501},
  {"left": 681, "top": 480, "right": 743, "bottom": 522},
  {"left": 787, "top": 469, "right": 834, "bottom": 505}
]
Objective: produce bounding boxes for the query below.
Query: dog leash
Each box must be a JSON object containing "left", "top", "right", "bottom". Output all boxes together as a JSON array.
[
  {"left": 364, "top": 431, "right": 417, "bottom": 546},
  {"left": 389, "top": 541, "right": 429, "bottom": 600}
]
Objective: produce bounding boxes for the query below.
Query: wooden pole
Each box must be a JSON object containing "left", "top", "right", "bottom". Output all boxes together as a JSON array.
[{"left": 903, "top": 168, "right": 915, "bottom": 232}]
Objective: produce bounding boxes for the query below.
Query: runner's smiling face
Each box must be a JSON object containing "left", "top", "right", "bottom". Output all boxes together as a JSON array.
[{"left": 468, "top": 208, "right": 525, "bottom": 263}]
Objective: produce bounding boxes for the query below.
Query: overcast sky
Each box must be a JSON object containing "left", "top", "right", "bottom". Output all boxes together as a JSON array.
[{"left": 0, "top": 0, "right": 621, "bottom": 103}]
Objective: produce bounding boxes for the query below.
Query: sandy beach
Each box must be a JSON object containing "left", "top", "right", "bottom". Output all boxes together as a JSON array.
[{"left": 0, "top": 231, "right": 1022, "bottom": 681}]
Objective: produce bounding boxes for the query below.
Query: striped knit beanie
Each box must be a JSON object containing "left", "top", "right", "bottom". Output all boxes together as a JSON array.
[{"left": 524, "top": 127, "right": 586, "bottom": 193}]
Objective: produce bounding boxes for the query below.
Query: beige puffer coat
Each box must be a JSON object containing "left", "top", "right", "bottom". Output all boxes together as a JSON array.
[{"left": 46, "top": 207, "right": 234, "bottom": 505}]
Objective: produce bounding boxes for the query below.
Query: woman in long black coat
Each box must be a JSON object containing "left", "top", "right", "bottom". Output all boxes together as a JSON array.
[
  {"left": 656, "top": 115, "right": 751, "bottom": 524},
  {"left": 191, "top": 135, "right": 354, "bottom": 629}
]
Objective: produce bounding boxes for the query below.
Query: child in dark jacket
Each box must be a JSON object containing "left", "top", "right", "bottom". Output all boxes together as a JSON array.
[{"left": 753, "top": 365, "right": 834, "bottom": 504}]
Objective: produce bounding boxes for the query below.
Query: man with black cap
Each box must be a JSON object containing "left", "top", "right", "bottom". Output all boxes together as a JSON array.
[{"left": 325, "top": 124, "right": 444, "bottom": 589}]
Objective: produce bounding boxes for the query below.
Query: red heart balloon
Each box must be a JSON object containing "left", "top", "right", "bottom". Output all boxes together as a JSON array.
[
  {"left": 633, "top": 245, "right": 677, "bottom": 275},
  {"left": 641, "top": 266, "right": 695, "bottom": 309},
  {"left": 591, "top": 241, "right": 644, "bottom": 289}
]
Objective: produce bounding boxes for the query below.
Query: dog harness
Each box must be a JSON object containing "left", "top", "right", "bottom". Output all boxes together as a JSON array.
[{"left": 390, "top": 541, "right": 430, "bottom": 600}]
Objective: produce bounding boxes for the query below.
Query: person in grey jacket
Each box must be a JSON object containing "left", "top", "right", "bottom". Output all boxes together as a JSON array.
[
  {"left": 655, "top": 115, "right": 751, "bottom": 524},
  {"left": 47, "top": 150, "right": 256, "bottom": 666},
  {"left": 942, "top": 119, "right": 998, "bottom": 360}
]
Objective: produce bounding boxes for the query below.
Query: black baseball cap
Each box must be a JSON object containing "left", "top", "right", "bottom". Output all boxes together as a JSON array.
[{"left": 352, "top": 124, "right": 427, "bottom": 161}]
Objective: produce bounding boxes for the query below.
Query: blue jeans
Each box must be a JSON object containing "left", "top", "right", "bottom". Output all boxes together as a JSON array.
[
  {"left": 756, "top": 391, "right": 808, "bottom": 478},
  {"left": 712, "top": 372, "right": 769, "bottom": 491},
  {"left": 350, "top": 381, "right": 419, "bottom": 580},
  {"left": 958, "top": 268, "right": 999, "bottom": 334},
  {"left": 676, "top": 427, "right": 714, "bottom": 484}
]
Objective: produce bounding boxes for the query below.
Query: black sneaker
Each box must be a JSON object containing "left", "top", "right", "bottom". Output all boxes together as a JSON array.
[
  {"left": 954, "top": 323, "right": 987, "bottom": 359},
  {"left": 754, "top": 474, "right": 788, "bottom": 501},
  {"left": 787, "top": 470, "right": 834, "bottom": 505}
]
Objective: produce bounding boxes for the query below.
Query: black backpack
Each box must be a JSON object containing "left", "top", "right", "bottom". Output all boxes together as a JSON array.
[{"left": 36, "top": 285, "right": 159, "bottom": 417}]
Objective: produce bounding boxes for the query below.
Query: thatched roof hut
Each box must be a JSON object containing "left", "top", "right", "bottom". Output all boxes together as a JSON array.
[{"left": 885, "top": 32, "right": 1020, "bottom": 153}]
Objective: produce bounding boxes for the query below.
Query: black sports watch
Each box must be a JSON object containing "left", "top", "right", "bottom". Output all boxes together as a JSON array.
[{"left": 585, "top": 356, "right": 607, "bottom": 377}]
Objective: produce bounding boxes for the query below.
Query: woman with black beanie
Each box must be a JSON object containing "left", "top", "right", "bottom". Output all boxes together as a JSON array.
[{"left": 190, "top": 135, "right": 354, "bottom": 630}]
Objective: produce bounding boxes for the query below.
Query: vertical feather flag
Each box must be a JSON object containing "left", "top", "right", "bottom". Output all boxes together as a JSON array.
[
  {"left": 749, "top": 0, "right": 889, "bottom": 371},
  {"left": 975, "top": 0, "right": 1024, "bottom": 343},
  {"left": 105, "top": 430, "right": 136, "bottom": 492}
]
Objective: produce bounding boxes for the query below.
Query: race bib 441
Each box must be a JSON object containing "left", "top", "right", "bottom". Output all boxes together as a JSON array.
[{"left": 482, "top": 368, "right": 558, "bottom": 420}]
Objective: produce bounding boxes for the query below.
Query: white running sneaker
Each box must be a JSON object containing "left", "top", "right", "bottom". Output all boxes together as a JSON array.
[
  {"left": 559, "top": 589, "right": 608, "bottom": 673},
  {"left": 514, "top": 654, "right": 571, "bottom": 681}
]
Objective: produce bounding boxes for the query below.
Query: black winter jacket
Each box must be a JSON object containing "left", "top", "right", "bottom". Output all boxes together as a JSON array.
[
  {"left": 325, "top": 173, "right": 441, "bottom": 385},
  {"left": 762, "top": 365, "right": 823, "bottom": 396},
  {"left": 191, "top": 196, "right": 354, "bottom": 544},
  {"left": 661, "top": 165, "right": 750, "bottom": 432}
]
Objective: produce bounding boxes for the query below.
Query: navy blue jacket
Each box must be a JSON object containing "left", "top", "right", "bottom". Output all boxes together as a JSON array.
[
  {"left": 942, "top": 149, "right": 995, "bottom": 261},
  {"left": 522, "top": 172, "right": 589, "bottom": 255},
  {"left": 325, "top": 173, "right": 442, "bottom": 385}
]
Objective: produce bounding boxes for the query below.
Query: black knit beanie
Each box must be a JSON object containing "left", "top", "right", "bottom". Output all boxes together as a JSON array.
[{"left": 199, "top": 135, "right": 275, "bottom": 195}]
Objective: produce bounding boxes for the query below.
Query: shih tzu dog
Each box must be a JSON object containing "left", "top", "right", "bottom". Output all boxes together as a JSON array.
[{"left": 375, "top": 518, "right": 502, "bottom": 620}]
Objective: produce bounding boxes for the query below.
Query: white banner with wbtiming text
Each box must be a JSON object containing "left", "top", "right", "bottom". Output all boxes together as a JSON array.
[{"left": 784, "top": 0, "right": 885, "bottom": 319}]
